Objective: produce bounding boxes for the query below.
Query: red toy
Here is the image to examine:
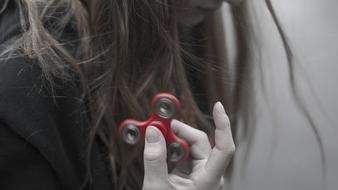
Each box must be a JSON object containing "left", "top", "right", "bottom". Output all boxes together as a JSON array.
[{"left": 119, "top": 93, "right": 189, "bottom": 163}]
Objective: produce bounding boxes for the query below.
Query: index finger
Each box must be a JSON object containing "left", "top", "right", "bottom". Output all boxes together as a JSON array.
[{"left": 171, "top": 120, "right": 212, "bottom": 160}]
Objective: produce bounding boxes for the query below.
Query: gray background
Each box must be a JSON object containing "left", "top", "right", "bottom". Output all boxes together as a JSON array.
[{"left": 221, "top": 0, "right": 338, "bottom": 190}]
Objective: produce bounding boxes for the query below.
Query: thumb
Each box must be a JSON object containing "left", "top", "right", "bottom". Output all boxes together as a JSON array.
[{"left": 143, "top": 126, "right": 169, "bottom": 189}]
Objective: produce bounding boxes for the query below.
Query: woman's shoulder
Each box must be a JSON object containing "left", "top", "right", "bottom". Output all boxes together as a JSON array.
[
  {"left": 0, "top": 54, "right": 84, "bottom": 141},
  {"left": 0, "top": 0, "right": 88, "bottom": 169},
  {"left": 0, "top": 55, "right": 93, "bottom": 189},
  {"left": 0, "top": 54, "right": 86, "bottom": 138},
  {"left": 0, "top": 55, "right": 43, "bottom": 92},
  {"left": 0, "top": 55, "right": 63, "bottom": 112}
]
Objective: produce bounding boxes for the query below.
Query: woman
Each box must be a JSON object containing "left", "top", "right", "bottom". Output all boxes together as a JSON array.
[{"left": 0, "top": 0, "right": 304, "bottom": 190}]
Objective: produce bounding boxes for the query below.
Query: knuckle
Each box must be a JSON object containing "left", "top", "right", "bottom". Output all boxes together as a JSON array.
[
  {"left": 144, "top": 148, "right": 165, "bottom": 161},
  {"left": 197, "top": 131, "right": 208, "bottom": 141},
  {"left": 225, "top": 144, "right": 236, "bottom": 156},
  {"left": 143, "top": 182, "right": 168, "bottom": 190},
  {"left": 143, "top": 185, "right": 160, "bottom": 190},
  {"left": 144, "top": 152, "right": 162, "bottom": 162}
]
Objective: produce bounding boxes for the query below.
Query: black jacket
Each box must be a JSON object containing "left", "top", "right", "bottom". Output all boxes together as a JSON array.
[{"left": 0, "top": 1, "right": 113, "bottom": 189}]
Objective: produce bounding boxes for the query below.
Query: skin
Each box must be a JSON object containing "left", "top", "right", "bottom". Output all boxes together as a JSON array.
[
  {"left": 142, "top": 1, "right": 240, "bottom": 189},
  {"left": 142, "top": 102, "right": 235, "bottom": 190}
]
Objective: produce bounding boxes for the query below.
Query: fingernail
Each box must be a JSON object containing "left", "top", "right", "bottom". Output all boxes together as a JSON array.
[
  {"left": 171, "top": 120, "right": 178, "bottom": 134},
  {"left": 216, "top": 101, "right": 226, "bottom": 113},
  {"left": 146, "top": 126, "right": 159, "bottom": 143}
]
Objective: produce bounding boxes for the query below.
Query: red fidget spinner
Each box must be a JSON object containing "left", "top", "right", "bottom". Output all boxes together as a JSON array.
[{"left": 118, "top": 93, "right": 189, "bottom": 163}]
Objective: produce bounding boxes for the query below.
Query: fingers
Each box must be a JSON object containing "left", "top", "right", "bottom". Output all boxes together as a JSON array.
[
  {"left": 170, "top": 157, "right": 192, "bottom": 178},
  {"left": 171, "top": 120, "right": 212, "bottom": 160},
  {"left": 205, "top": 102, "right": 235, "bottom": 179},
  {"left": 143, "top": 126, "right": 169, "bottom": 189}
]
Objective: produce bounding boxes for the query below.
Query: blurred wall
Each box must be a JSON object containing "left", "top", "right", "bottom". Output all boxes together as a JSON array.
[{"left": 222, "top": 0, "right": 338, "bottom": 190}]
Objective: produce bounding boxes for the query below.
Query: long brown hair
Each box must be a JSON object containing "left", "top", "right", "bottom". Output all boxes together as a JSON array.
[{"left": 1, "top": 0, "right": 325, "bottom": 189}]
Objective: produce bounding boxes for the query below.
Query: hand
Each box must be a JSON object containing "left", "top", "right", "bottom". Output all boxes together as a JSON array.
[{"left": 142, "top": 102, "right": 235, "bottom": 190}]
